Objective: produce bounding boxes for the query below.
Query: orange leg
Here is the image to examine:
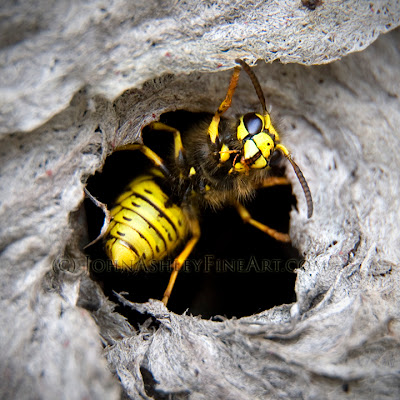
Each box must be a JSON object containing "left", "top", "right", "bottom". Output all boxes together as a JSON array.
[
  {"left": 145, "top": 121, "right": 191, "bottom": 180},
  {"left": 234, "top": 202, "right": 290, "bottom": 243},
  {"left": 162, "top": 219, "right": 201, "bottom": 306},
  {"left": 147, "top": 122, "right": 185, "bottom": 164},
  {"left": 114, "top": 143, "right": 170, "bottom": 177},
  {"left": 257, "top": 176, "right": 290, "bottom": 189},
  {"left": 208, "top": 66, "right": 241, "bottom": 144}
]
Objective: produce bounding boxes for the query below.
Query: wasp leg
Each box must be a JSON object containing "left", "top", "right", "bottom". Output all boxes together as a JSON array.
[
  {"left": 115, "top": 143, "right": 171, "bottom": 177},
  {"left": 256, "top": 176, "right": 290, "bottom": 189},
  {"left": 208, "top": 66, "right": 241, "bottom": 144},
  {"left": 234, "top": 202, "right": 290, "bottom": 243},
  {"left": 147, "top": 122, "right": 186, "bottom": 172},
  {"left": 162, "top": 219, "right": 201, "bottom": 306}
]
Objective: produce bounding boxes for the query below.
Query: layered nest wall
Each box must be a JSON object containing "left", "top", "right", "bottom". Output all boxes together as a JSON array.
[{"left": 1, "top": 1, "right": 400, "bottom": 399}]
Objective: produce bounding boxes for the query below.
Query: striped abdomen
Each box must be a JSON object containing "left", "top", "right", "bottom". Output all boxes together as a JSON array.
[{"left": 105, "top": 168, "right": 187, "bottom": 270}]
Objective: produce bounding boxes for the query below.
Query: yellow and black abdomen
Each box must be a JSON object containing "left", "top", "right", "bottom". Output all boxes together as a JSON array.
[{"left": 105, "top": 168, "right": 188, "bottom": 270}]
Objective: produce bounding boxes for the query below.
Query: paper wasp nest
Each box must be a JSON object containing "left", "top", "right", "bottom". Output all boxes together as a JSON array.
[{"left": 1, "top": 1, "right": 400, "bottom": 399}]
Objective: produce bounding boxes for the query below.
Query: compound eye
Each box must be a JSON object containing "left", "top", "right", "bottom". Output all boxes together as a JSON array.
[{"left": 243, "top": 113, "right": 263, "bottom": 136}]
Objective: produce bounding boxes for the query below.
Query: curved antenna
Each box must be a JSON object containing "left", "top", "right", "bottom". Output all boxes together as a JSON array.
[
  {"left": 276, "top": 144, "right": 313, "bottom": 218},
  {"left": 235, "top": 59, "right": 266, "bottom": 115},
  {"left": 287, "top": 156, "right": 313, "bottom": 218}
]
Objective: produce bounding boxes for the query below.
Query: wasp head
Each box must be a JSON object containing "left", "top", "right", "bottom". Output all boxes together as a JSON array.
[{"left": 232, "top": 111, "right": 282, "bottom": 172}]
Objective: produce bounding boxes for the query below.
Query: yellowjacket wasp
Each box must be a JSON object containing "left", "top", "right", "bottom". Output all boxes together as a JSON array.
[{"left": 103, "top": 59, "right": 313, "bottom": 306}]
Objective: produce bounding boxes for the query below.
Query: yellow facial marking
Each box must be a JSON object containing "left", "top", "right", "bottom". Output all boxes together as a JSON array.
[
  {"left": 243, "top": 139, "right": 260, "bottom": 160},
  {"left": 253, "top": 132, "right": 274, "bottom": 159},
  {"left": 255, "top": 113, "right": 265, "bottom": 129},
  {"left": 250, "top": 155, "right": 267, "bottom": 169},
  {"left": 261, "top": 113, "right": 280, "bottom": 141}
]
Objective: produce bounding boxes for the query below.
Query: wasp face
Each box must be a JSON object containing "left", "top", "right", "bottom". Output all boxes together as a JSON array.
[{"left": 233, "top": 112, "right": 279, "bottom": 172}]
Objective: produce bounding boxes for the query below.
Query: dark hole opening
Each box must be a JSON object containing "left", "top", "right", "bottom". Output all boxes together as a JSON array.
[{"left": 84, "top": 112, "right": 302, "bottom": 319}]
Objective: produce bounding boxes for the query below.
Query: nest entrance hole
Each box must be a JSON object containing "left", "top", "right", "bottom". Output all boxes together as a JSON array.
[{"left": 84, "top": 111, "right": 302, "bottom": 319}]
